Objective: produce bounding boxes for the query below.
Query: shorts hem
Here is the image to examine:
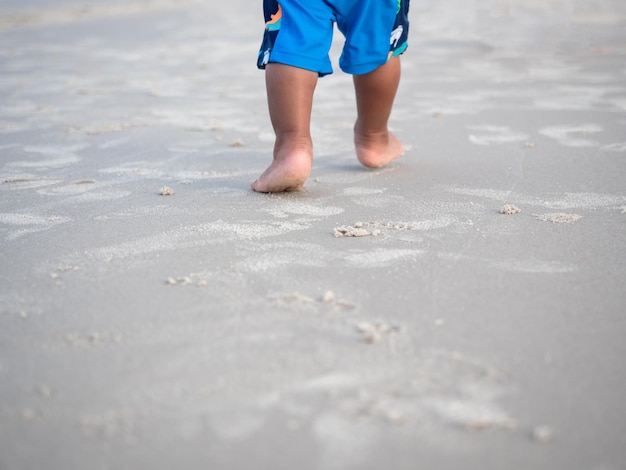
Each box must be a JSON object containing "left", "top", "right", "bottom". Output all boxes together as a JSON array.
[
  {"left": 266, "top": 50, "right": 334, "bottom": 76},
  {"left": 340, "top": 59, "right": 388, "bottom": 76}
]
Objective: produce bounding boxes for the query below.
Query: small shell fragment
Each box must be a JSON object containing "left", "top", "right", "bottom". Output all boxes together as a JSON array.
[
  {"left": 500, "top": 204, "right": 521, "bottom": 215},
  {"left": 334, "top": 226, "right": 370, "bottom": 237},
  {"left": 158, "top": 186, "right": 174, "bottom": 196},
  {"left": 322, "top": 290, "right": 335, "bottom": 303},
  {"left": 356, "top": 322, "right": 399, "bottom": 344}
]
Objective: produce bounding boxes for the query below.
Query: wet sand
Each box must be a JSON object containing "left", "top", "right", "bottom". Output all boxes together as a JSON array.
[{"left": 1, "top": 0, "right": 626, "bottom": 468}]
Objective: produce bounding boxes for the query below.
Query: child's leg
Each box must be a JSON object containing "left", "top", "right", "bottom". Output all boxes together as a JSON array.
[
  {"left": 353, "top": 56, "right": 404, "bottom": 169},
  {"left": 251, "top": 63, "right": 318, "bottom": 193}
]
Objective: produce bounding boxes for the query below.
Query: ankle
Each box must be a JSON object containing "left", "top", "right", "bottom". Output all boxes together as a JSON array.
[
  {"left": 354, "top": 126, "right": 403, "bottom": 169},
  {"left": 275, "top": 133, "right": 313, "bottom": 158},
  {"left": 354, "top": 125, "right": 391, "bottom": 147}
]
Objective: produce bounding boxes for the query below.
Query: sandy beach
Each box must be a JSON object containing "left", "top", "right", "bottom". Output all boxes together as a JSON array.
[{"left": 1, "top": 0, "right": 626, "bottom": 468}]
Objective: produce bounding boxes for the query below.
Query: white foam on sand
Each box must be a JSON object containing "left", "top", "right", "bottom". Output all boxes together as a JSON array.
[
  {"left": 240, "top": 250, "right": 324, "bottom": 273},
  {"left": 334, "top": 218, "right": 460, "bottom": 238},
  {"left": 601, "top": 142, "right": 626, "bottom": 152},
  {"left": 0, "top": 212, "right": 71, "bottom": 240},
  {"left": 0, "top": 213, "right": 55, "bottom": 226},
  {"left": 8, "top": 155, "right": 81, "bottom": 169},
  {"left": 340, "top": 187, "right": 386, "bottom": 196},
  {"left": 350, "top": 194, "right": 407, "bottom": 209},
  {"left": 377, "top": 218, "right": 458, "bottom": 232},
  {"left": 237, "top": 242, "right": 331, "bottom": 272},
  {"left": 33, "top": 181, "right": 132, "bottom": 202},
  {"left": 343, "top": 248, "right": 425, "bottom": 268},
  {"left": 208, "top": 221, "right": 311, "bottom": 239},
  {"left": 539, "top": 124, "right": 603, "bottom": 147},
  {"left": 535, "top": 84, "right": 622, "bottom": 111},
  {"left": 266, "top": 201, "right": 344, "bottom": 219},
  {"left": 5, "top": 145, "right": 86, "bottom": 170},
  {"left": 468, "top": 125, "right": 529, "bottom": 146},
  {"left": 99, "top": 164, "right": 254, "bottom": 181},
  {"left": 423, "top": 395, "right": 514, "bottom": 430},
  {"left": 85, "top": 220, "right": 311, "bottom": 261},
  {"left": 75, "top": 190, "right": 133, "bottom": 203},
  {"left": 446, "top": 187, "right": 626, "bottom": 209}
]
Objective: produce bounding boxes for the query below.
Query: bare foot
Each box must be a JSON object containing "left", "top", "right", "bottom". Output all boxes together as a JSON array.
[
  {"left": 354, "top": 129, "right": 404, "bottom": 169},
  {"left": 251, "top": 150, "right": 312, "bottom": 193}
]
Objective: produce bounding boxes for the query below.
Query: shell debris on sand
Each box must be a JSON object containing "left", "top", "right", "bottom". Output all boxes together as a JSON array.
[
  {"left": 334, "top": 220, "right": 427, "bottom": 238},
  {"left": 500, "top": 204, "right": 522, "bottom": 215},
  {"left": 320, "top": 290, "right": 356, "bottom": 310},
  {"left": 166, "top": 276, "right": 192, "bottom": 286},
  {"left": 322, "top": 290, "right": 335, "bottom": 303},
  {"left": 356, "top": 322, "right": 400, "bottom": 344},
  {"left": 270, "top": 291, "right": 356, "bottom": 310},
  {"left": 166, "top": 274, "right": 207, "bottom": 287},
  {"left": 158, "top": 186, "right": 174, "bottom": 196},
  {"left": 425, "top": 397, "right": 517, "bottom": 432},
  {"left": 533, "top": 213, "right": 582, "bottom": 224},
  {"left": 334, "top": 223, "right": 370, "bottom": 238}
]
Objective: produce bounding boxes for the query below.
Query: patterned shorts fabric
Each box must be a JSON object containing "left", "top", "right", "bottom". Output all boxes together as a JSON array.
[{"left": 257, "top": 0, "right": 410, "bottom": 76}]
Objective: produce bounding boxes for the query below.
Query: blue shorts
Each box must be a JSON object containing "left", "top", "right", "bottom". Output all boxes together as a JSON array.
[{"left": 257, "top": 0, "right": 410, "bottom": 76}]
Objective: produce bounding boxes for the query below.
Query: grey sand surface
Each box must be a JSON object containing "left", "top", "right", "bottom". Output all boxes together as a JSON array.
[{"left": 1, "top": 0, "right": 626, "bottom": 468}]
